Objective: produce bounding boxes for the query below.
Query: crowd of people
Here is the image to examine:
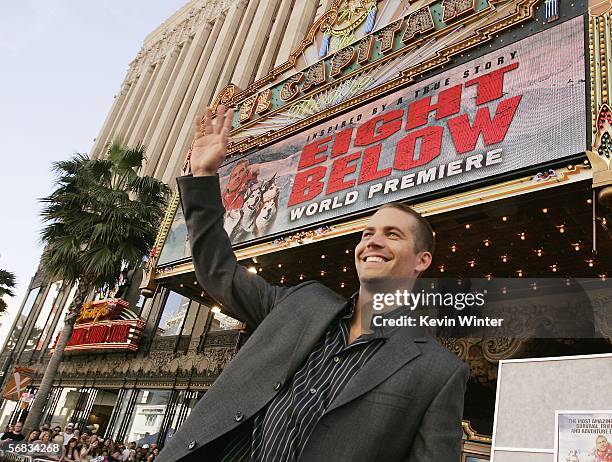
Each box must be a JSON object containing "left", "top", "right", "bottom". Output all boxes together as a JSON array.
[{"left": 0, "top": 421, "right": 160, "bottom": 462}]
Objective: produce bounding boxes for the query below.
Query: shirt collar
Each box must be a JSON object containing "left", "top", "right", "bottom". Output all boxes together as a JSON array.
[{"left": 339, "top": 293, "right": 414, "bottom": 340}]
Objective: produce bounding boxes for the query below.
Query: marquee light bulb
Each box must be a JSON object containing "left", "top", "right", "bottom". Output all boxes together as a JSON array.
[{"left": 542, "top": 208, "right": 548, "bottom": 213}]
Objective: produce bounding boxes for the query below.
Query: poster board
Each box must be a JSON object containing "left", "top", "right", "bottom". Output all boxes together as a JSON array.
[
  {"left": 491, "top": 354, "right": 612, "bottom": 461},
  {"left": 554, "top": 411, "right": 612, "bottom": 462}
]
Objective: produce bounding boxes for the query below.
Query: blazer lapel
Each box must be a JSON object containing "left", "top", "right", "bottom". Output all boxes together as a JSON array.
[
  {"left": 283, "top": 293, "right": 348, "bottom": 381},
  {"left": 323, "top": 330, "right": 427, "bottom": 414}
]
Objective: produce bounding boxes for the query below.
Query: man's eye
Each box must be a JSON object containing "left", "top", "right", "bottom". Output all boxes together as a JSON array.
[
  {"left": 362, "top": 233, "right": 371, "bottom": 239},
  {"left": 388, "top": 232, "right": 399, "bottom": 238}
]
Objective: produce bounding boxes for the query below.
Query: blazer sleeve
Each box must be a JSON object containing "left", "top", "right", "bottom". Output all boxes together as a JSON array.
[
  {"left": 177, "top": 174, "right": 291, "bottom": 329},
  {"left": 405, "top": 362, "right": 469, "bottom": 462}
]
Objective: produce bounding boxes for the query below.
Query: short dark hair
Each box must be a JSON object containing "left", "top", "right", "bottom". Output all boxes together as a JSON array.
[{"left": 378, "top": 203, "right": 436, "bottom": 255}]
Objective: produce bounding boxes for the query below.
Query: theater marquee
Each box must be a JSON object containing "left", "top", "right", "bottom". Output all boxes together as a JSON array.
[{"left": 157, "top": 16, "right": 586, "bottom": 265}]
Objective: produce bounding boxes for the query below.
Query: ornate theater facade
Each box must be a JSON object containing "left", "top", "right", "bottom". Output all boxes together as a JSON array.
[{"left": 1, "top": 0, "right": 611, "bottom": 460}]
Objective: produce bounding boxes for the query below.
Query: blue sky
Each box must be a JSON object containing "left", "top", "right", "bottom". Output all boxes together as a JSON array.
[{"left": 0, "top": 1, "right": 187, "bottom": 335}]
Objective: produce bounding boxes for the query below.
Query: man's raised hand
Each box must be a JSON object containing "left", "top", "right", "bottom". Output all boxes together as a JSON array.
[{"left": 190, "top": 105, "right": 234, "bottom": 177}]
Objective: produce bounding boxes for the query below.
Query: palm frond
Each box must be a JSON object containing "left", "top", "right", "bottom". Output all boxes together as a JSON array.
[
  {"left": 0, "top": 268, "right": 16, "bottom": 300},
  {"left": 39, "top": 142, "right": 170, "bottom": 290}
]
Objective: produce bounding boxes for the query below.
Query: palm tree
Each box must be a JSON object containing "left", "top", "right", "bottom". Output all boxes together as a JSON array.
[
  {"left": 0, "top": 268, "right": 16, "bottom": 316},
  {"left": 23, "top": 141, "right": 170, "bottom": 432}
]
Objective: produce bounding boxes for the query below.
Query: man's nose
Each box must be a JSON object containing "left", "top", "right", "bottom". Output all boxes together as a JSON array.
[{"left": 366, "top": 232, "right": 386, "bottom": 248}]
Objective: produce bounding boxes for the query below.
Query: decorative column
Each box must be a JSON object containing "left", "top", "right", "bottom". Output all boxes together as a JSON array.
[
  {"left": 255, "top": 0, "right": 294, "bottom": 79},
  {"left": 140, "top": 43, "right": 190, "bottom": 149},
  {"left": 231, "top": 0, "right": 283, "bottom": 89},
  {"left": 113, "top": 64, "right": 155, "bottom": 142},
  {"left": 273, "top": 0, "right": 319, "bottom": 67},
  {"left": 90, "top": 82, "right": 131, "bottom": 159},
  {"left": 586, "top": 1, "right": 612, "bottom": 258},
  {"left": 144, "top": 21, "right": 216, "bottom": 177},
  {"left": 160, "top": 0, "right": 250, "bottom": 184}
]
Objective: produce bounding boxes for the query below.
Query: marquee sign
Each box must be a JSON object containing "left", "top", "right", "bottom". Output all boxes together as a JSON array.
[
  {"left": 63, "top": 319, "right": 144, "bottom": 352},
  {"left": 55, "top": 299, "right": 145, "bottom": 352},
  {"left": 156, "top": 17, "right": 586, "bottom": 266}
]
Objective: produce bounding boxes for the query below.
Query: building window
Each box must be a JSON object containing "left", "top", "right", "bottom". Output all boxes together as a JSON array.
[
  {"left": 156, "top": 291, "right": 190, "bottom": 337},
  {"left": 47, "top": 285, "right": 77, "bottom": 349},
  {"left": 3, "top": 287, "right": 41, "bottom": 351},
  {"left": 48, "top": 388, "right": 79, "bottom": 428},
  {"left": 0, "top": 399, "right": 19, "bottom": 429},
  {"left": 134, "top": 294, "right": 146, "bottom": 311},
  {"left": 24, "top": 282, "right": 62, "bottom": 351},
  {"left": 164, "top": 390, "right": 201, "bottom": 445},
  {"left": 209, "top": 306, "right": 242, "bottom": 332},
  {"left": 124, "top": 389, "right": 171, "bottom": 445}
]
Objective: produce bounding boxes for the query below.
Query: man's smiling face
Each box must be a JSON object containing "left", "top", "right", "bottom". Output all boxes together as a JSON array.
[
  {"left": 597, "top": 436, "right": 609, "bottom": 452},
  {"left": 355, "top": 207, "right": 432, "bottom": 286}
]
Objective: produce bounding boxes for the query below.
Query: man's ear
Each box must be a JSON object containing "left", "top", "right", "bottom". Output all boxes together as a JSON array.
[{"left": 415, "top": 251, "right": 433, "bottom": 274}]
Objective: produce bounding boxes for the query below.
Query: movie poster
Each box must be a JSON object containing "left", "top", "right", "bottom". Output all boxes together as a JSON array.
[
  {"left": 555, "top": 411, "right": 612, "bottom": 462},
  {"left": 157, "top": 16, "right": 586, "bottom": 266}
]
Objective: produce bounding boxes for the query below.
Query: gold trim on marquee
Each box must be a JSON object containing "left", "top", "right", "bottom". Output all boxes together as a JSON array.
[{"left": 212, "top": 0, "right": 538, "bottom": 156}]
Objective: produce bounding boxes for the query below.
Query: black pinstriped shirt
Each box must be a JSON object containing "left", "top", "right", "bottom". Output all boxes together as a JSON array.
[{"left": 219, "top": 295, "right": 388, "bottom": 462}]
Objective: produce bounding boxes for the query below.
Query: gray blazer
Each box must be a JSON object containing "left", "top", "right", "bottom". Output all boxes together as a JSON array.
[{"left": 157, "top": 175, "right": 469, "bottom": 462}]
